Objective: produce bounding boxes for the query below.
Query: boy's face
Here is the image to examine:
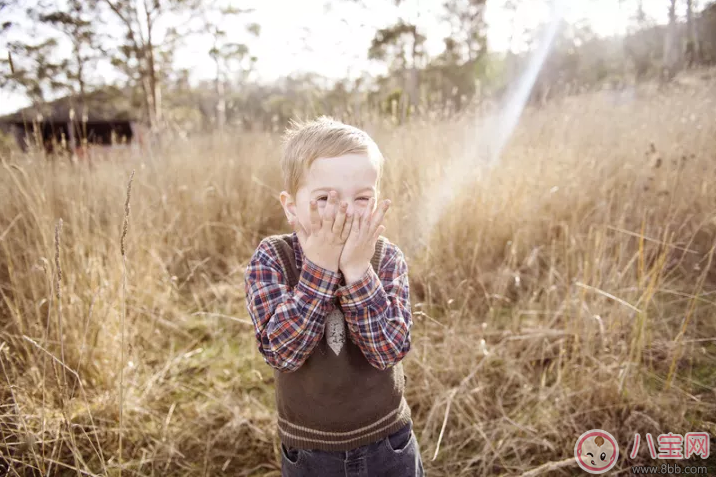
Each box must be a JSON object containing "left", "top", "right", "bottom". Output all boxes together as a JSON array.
[{"left": 280, "top": 153, "right": 379, "bottom": 236}]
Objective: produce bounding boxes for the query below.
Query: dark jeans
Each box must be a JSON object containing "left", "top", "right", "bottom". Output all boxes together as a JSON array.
[{"left": 280, "top": 421, "right": 425, "bottom": 477}]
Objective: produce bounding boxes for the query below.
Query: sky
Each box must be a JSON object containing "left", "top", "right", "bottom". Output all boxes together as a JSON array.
[{"left": 0, "top": 0, "right": 676, "bottom": 115}]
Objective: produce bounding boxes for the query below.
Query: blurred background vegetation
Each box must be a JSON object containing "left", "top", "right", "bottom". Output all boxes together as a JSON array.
[{"left": 1, "top": 0, "right": 715, "bottom": 133}]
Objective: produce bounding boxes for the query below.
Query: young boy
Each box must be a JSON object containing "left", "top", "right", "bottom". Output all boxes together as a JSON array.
[{"left": 244, "top": 117, "right": 424, "bottom": 476}]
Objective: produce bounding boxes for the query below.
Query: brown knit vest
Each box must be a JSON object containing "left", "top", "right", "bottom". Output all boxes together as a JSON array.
[{"left": 265, "top": 233, "right": 412, "bottom": 452}]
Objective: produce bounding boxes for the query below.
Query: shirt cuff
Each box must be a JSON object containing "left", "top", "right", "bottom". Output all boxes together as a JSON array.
[
  {"left": 295, "top": 256, "right": 342, "bottom": 301},
  {"left": 336, "top": 266, "right": 381, "bottom": 309}
]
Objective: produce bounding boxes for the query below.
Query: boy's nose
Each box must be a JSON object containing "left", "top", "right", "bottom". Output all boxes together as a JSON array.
[{"left": 342, "top": 201, "right": 370, "bottom": 217}]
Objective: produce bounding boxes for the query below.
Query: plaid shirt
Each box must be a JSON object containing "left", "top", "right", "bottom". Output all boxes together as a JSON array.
[{"left": 244, "top": 232, "right": 412, "bottom": 372}]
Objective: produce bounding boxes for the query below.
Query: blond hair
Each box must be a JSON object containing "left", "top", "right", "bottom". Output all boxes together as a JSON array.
[{"left": 281, "top": 116, "right": 384, "bottom": 197}]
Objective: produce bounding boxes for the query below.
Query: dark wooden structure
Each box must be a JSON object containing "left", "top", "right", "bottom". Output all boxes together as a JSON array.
[{"left": 0, "top": 88, "right": 141, "bottom": 154}]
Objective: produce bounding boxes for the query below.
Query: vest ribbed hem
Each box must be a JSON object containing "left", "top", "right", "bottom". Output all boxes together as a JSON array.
[{"left": 278, "top": 396, "right": 412, "bottom": 452}]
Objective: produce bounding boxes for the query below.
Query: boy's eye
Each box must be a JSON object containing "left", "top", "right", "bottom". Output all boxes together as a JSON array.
[{"left": 316, "top": 196, "right": 371, "bottom": 202}]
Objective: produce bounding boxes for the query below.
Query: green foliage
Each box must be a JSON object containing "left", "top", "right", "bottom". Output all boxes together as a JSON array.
[
  {"left": 1, "top": 39, "right": 69, "bottom": 103},
  {"left": 475, "top": 52, "right": 507, "bottom": 93},
  {"left": 5, "top": 0, "right": 716, "bottom": 131},
  {"left": 442, "top": 0, "right": 487, "bottom": 62},
  {"left": 383, "top": 88, "right": 404, "bottom": 115},
  {"left": 0, "top": 1, "right": 10, "bottom": 33},
  {"left": 37, "top": 0, "right": 102, "bottom": 97},
  {"left": 369, "top": 21, "right": 426, "bottom": 71}
]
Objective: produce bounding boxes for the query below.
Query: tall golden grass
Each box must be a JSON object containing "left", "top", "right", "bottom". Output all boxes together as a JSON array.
[{"left": 1, "top": 76, "right": 715, "bottom": 476}]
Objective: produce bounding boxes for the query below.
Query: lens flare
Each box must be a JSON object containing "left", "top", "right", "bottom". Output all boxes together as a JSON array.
[{"left": 413, "top": 0, "right": 566, "bottom": 253}]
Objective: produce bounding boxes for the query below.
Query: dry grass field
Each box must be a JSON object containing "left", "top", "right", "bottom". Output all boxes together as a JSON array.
[{"left": 1, "top": 73, "right": 716, "bottom": 476}]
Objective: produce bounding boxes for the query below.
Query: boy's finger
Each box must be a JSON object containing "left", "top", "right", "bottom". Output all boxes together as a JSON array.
[
  {"left": 372, "top": 224, "right": 386, "bottom": 242},
  {"left": 309, "top": 200, "right": 322, "bottom": 234},
  {"left": 368, "top": 199, "right": 390, "bottom": 237},
  {"left": 351, "top": 212, "right": 361, "bottom": 237},
  {"left": 361, "top": 197, "right": 374, "bottom": 230},
  {"left": 322, "top": 191, "right": 338, "bottom": 232},
  {"left": 359, "top": 197, "right": 376, "bottom": 238},
  {"left": 340, "top": 211, "right": 353, "bottom": 241},
  {"left": 365, "top": 197, "right": 376, "bottom": 219},
  {"left": 333, "top": 201, "right": 348, "bottom": 235}
]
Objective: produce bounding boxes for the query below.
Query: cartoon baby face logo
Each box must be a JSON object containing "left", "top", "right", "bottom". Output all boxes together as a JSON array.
[{"left": 574, "top": 429, "right": 619, "bottom": 474}]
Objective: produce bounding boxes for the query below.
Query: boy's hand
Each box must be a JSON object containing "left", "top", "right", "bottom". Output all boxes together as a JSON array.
[
  {"left": 290, "top": 191, "right": 352, "bottom": 273},
  {"left": 339, "top": 197, "right": 390, "bottom": 284}
]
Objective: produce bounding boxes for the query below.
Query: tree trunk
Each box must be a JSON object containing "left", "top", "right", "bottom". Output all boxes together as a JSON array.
[
  {"left": 74, "top": 39, "right": 85, "bottom": 100},
  {"left": 408, "top": 67, "right": 418, "bottom": 110},
  {"left": 144, "top": 0, "right": 159, "bottom": 128},
  {"left": 216, "top": 73, "right": 226, "bottom": 130},
  {"left": 400, "top": 71, "right": 408, "bottom": 124},
  {"left": 686, "top": 0, "right": 699, "bottom": 66},
  {"left": 404, "top": 31, "right": 420, "bottom": 120},
  {"left": 662, "top": 0, "right": 679, "bottom": 81}
]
